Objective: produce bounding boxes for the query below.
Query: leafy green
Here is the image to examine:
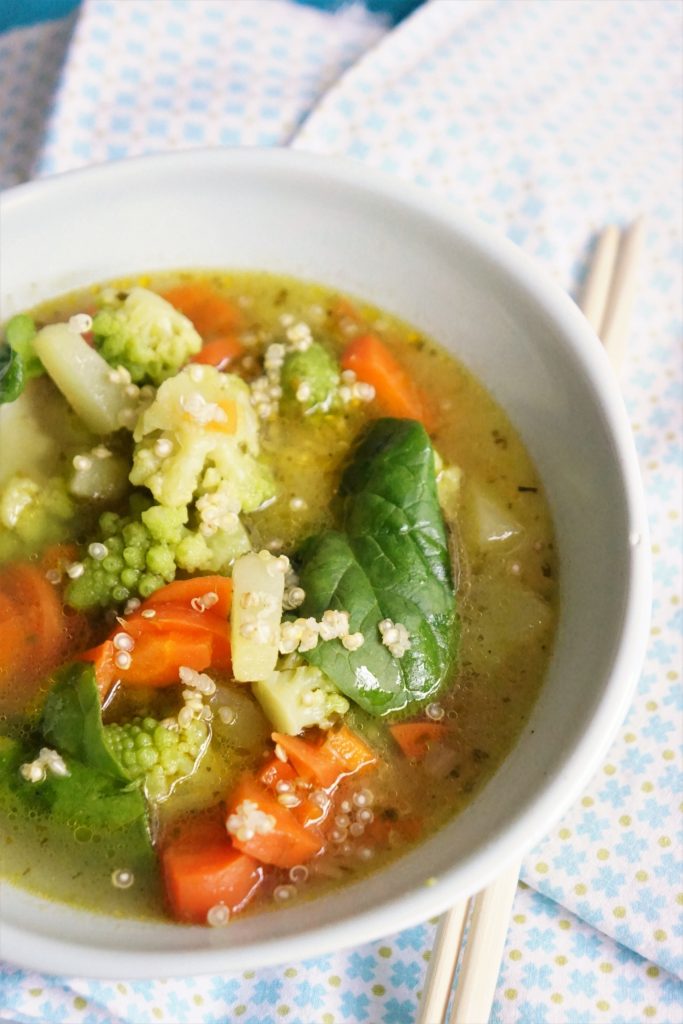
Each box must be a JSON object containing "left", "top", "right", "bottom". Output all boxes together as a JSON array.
[
  {"left": 298, "top": 418, "right": 458, "bottom": 716},
  {"left": 0, "top": 665, "right": 154, "bottom": 868},
  {"left": 0, "top": 344, "right": 24, "bottom": 404},
  {"left": 0, "top": 735, "right": 153, "bottom": 865},
  {"left": 6, "top": 314, "right": 42, "bottom": 379},
  {"left": 41, "top": 663, "right": 131, "bottom": 782}
]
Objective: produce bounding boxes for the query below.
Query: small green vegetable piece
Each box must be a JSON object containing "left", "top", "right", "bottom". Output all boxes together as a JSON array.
[
  {"left": 93, "top": 287, "right": 202, "bottom": 385},
  {"left": 68, "top": 452, "right": 130, "bottom": 503},
  {"left": 252, "top": 665, "right": 349, "bottom": 735},
  {"left": 297, "top": 418, "right": 458, "bottom": 717},
  {"left": 65, "top": 497, "right": 183, "bottom": 610},
  {"left": 0, "top": 737, "right": 154, "bottom": 867},
  {"left": 281, "top": 342, "right": 340, "bottom": 410},
  {"left": 0, "top": 344, "right": 24, "bottom": 405},
  {"left": 103, "top": 715, "right": 209, "bottom": 800},
  {"left": 6, "top": 314, "right": 42, "bottom": 379},
  {"left": 41, "top": 663, "right": 131, "bottom": 783},
  {"left": 0, "top": 473, "right": 76, "bottom": 560}
]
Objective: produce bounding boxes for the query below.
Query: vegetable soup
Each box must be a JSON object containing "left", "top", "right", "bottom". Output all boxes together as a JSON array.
[{"left": 0, "top": 272, "right": 557, "bottom": 925}]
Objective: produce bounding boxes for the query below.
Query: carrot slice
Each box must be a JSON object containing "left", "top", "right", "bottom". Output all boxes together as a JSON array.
[
  {"left": 78, "top": 631, "right": 213, "bottom": 691},
  {"left": 190, "top": 336, "right": 245, "bottom": 370},
  {"left": 259, "top": 756, "right": 297, "bottom": 790},
  {"left": 389, "top": 722, "right": 448, "bottom": 760},
  {"left": 162, "top": 284, "right": 241, "bottom": 339},
  {"left": 342, "top": 334, "right": 434, "bottom": 430},
  {"left": 320, "top": 724, "right": 376, "bottom": 776},
  {"left": 126, "top": 604, "right": 231, "bottom": 671},
  {"left": 79, "top": 600, "right": 230, "bottom": 694},
  {"left": 0, "top": 563, "right": 66, "bottom": 671},
  {"left": 226, "top": 777, "right": 324, "bottom": 868},
  {"left": 122, "top": 629, "right": 213, "bottom": 687},
  {"left": 162, "top": 816, "right": 263, "bottom": 924},
  {"left": 270, "top": 732, "right": 340, "bottom": 790},
  {"left": 141, "top": 576, "right": 232, "bottom": 619},
  {"left": 0, "top": 592, "right": 28, "bottom": 681}
]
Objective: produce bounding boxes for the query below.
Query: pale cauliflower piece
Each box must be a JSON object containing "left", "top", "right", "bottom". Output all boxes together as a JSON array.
[{"left": 129, "top": 366, "right": 274, "bottom": 572}]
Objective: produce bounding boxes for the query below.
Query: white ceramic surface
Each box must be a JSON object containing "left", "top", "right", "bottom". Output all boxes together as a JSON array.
[{"left": 0, "top": 149, "right": 650, "bottom": 978}]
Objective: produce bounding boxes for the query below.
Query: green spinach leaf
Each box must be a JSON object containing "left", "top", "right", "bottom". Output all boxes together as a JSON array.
[
  {"left": 0, "top": 735, "right": 153, "bottom": 867},
  {"left": 41, "top": 663, "right": 130, "bottom": 782},
  {"left": 0, "top": 344, "right": 24, "bottom": 404},
  {"left": 298, "top": 418, "right": 458, "bottom": 716}
]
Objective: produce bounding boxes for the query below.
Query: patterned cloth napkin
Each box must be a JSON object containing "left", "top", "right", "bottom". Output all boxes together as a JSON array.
[{"left": 0, "top": 2, "right": 681, "bottom": 1022}]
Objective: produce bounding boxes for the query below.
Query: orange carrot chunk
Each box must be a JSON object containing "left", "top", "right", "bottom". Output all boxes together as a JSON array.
[
  {"left": 162, "top": 817, "right": 263, "bottom": 924},
  {"left": 140, "top": 576, "right": 232, "bottom": 619},
  {"left": 270, "top": 732, "right": 340, "bottom": 790},
  {"left": 226, "top": 777, "right": 324, "bottom": 868},
  {"left": 389, "top": 722, "right": 448, "bottom": 760},
  {"left": 259, "top": 756, "right": 297, "bottom": 791},
  {"left": 190, "top": 336, "right": 245, "bottom": 370},
  {"left": 320, "top": 724, "right": 377, "bottom": 776},
  {"left": 0, "top": 562, "right": 68, "bottom": 685},
  {"left": 342, "top": 334, "right": 434, "bottom": 430},
  {"left": 162, "top": 284, "right": 241, "bottom": 339}
]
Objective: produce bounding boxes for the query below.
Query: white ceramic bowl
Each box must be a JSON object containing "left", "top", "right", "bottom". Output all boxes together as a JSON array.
[{"left": 0, "top": 149, "right": 650, "bottom": 978}]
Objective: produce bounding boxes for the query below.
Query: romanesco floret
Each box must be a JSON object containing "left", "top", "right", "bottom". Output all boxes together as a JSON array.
[
  {"left": 103, "top": 714, "right": 209, "bottom": 800},
  {"left": 281, "top": 342, "right": 340, "bottom": 411},
  {"left": 130, "top": 363, "right": 274, "bottom": 531},
  {"left": 0, "top": 473, "right": 76, "bottom": 561},
  {"left": 92, "top": 287, "right": 202, "bottom": 386},
  {"left": 252, "top": 665, "right": 350, "bottom": 735},
  {"left": 65, "top": 496, "right": 184, "bottom": 610}
]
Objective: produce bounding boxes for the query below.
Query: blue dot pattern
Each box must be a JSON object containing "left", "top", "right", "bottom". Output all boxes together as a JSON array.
[{"left": 0, "top": 1, "right": 682, "bottom": 1022}]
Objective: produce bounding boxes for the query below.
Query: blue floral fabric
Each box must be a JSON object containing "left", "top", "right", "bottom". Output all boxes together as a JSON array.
[{"left": 0, "top": 1, "right": 680, "bottom": 1021}]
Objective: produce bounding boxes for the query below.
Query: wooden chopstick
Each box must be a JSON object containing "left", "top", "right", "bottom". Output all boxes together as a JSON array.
[
  {"left": 582, "top": 218, "right": 645, "bottom": 368},
  {"left": 415, "top": 219, "right": 645, "bottom": 1024},
  {"left": 418, "top": 899, "right": 470, "bottom": 1024},
  {"left": 448, "top": 862, "right": 521, "bottom": 1024}
]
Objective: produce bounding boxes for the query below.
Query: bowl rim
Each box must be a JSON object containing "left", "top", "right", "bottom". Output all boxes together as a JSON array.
[{"left": 0, "top": 147, "right": 651, "bottom": 978}]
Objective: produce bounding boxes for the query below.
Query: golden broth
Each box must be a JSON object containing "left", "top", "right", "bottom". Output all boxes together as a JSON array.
[{"left": 0, "top": 271, "right": 557, "bottom": 920}]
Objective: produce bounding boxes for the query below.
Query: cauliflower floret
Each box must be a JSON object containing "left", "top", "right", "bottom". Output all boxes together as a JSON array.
[
  {"left": 130, "top": 365, "right": 274, "bottom": 512},
  {"left": 92, "top": 287, "right": 202, "bottom": 385}
]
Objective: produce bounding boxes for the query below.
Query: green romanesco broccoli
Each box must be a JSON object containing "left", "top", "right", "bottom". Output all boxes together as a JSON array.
[
  {"left": 252, "top": 665, "right": 350, "bottom": 735},
  {"left": 65, "top": 492, "right": 250, "bottom": 611},
  {"left": 130, "top": 362, "right": 274, "bottom": 526},
  {"left": 92, "top": 287, "right": 202, "bottom": 386},
  {"left": 0, "top": 473, "right": 76, "bottom": 562},
  {"left": 65, "top": 496, "right": 185, "bottom": 610},
  {"left": 103, "top": 714, "right": 209, "bottom": 800},
  {"left": 281, "top": 342, "right": 340, "bottom": 411}
]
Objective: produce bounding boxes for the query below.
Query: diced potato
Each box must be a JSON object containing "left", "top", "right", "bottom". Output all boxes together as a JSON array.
[
  {"left": 32, "top": 323, "right": 135, "bottom": 435},
  {"left": 462, "top": 480, "right": 522, "bottom": 550},
  {"left": 437, "top": 464, "right": 463, "bottom": 521},
  {"left": 69, "top": 453, "right": 130, "bottom": 502},
  {"left": 212, "top": 683, "right": 271, "bottom": 753},
  {"left": 230, "top": 550, "right": 285, "bottom": 682},
  {"left": 462, "top": 577, "right": 553, "bottom": 675}
]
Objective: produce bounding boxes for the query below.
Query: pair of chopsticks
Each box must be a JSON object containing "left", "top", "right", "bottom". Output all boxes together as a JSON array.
[{"left": 416, "top": 219, "right": 645, "bottom": 1024}]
